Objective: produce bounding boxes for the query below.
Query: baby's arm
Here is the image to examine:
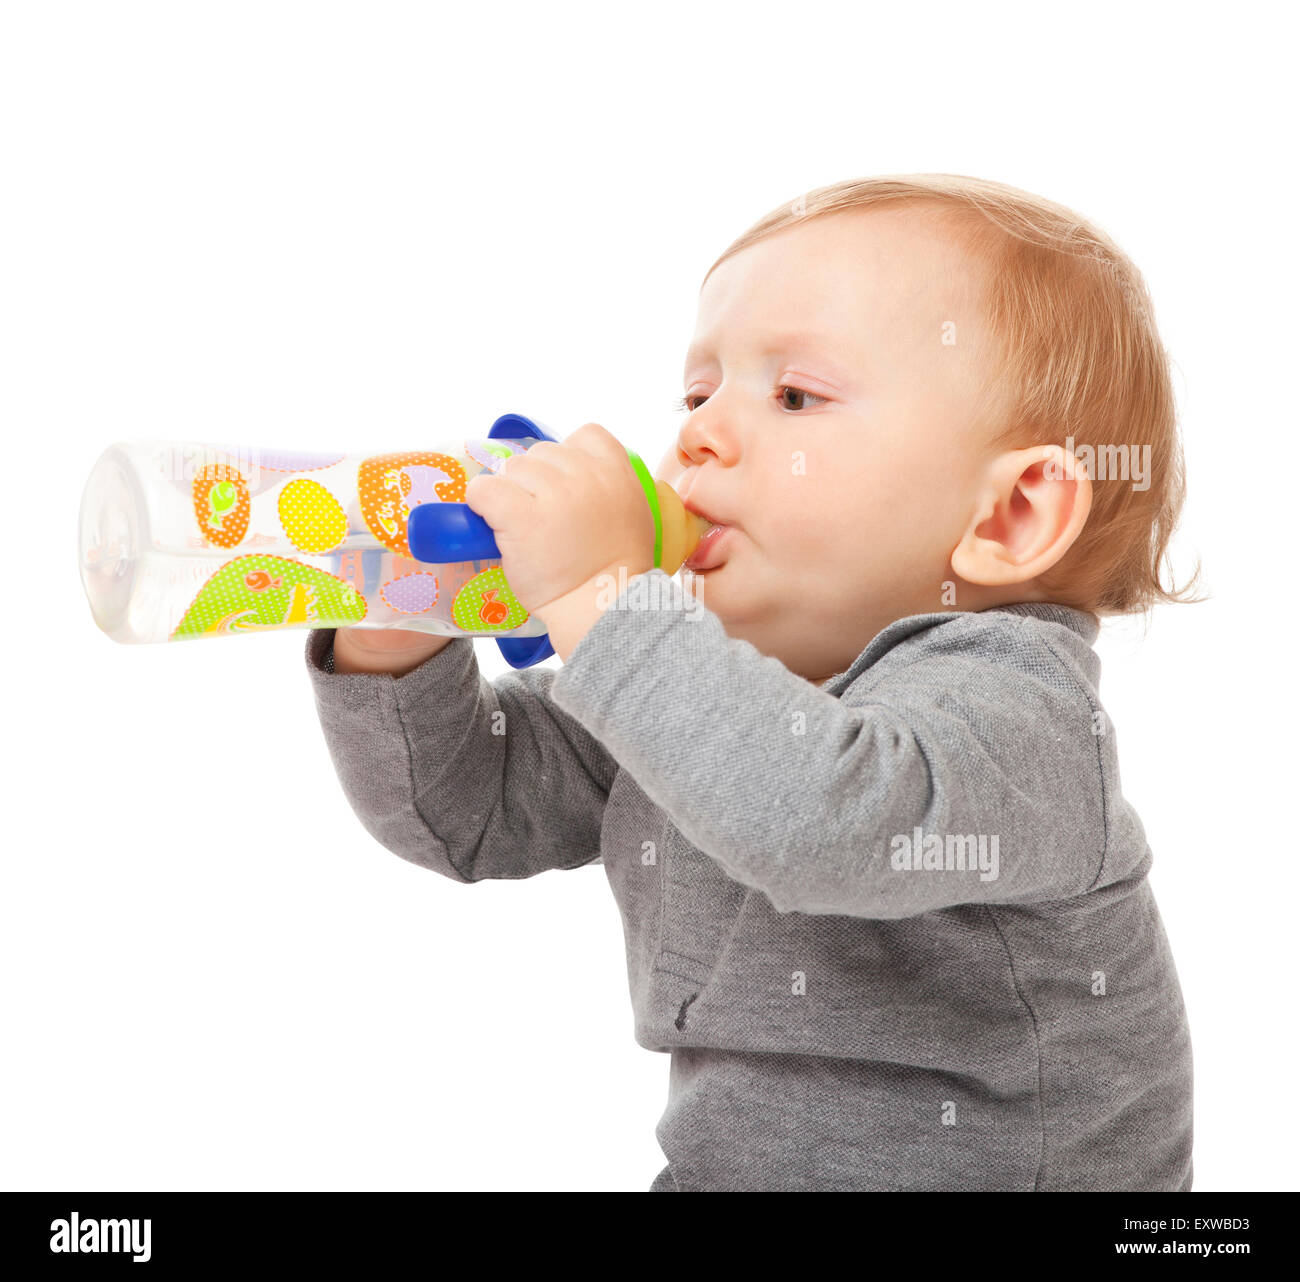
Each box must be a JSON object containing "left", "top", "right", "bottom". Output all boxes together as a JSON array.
[
  {"left": 548, "top": 570, "right": 1108, "bottom": 918},
  {"left": 305, "top": 627, "right": 617, "bottom": 882}
]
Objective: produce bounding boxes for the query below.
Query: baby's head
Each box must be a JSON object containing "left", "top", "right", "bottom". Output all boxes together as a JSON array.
[{"left": 656, "top": 174, "right": 1197, "bottom": 685}]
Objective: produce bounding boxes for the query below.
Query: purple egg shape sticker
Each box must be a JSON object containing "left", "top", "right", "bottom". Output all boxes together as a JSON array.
[
  {"left": 255, "top": 449, "right": 348, "bottom": 473},
  {"left": 381, "top": 571, "right": 440, "bottom": 614},
  {"left": 466, "top": 438, "right": 523, "bottom": 474}
]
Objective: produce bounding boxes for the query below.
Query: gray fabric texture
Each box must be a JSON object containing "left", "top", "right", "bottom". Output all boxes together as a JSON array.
[{"left": 303, "top": 568, "right": 1193, "bottom": 1191}]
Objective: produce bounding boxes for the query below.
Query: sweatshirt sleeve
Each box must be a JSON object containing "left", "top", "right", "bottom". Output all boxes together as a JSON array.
[
  {"left": 304, "top": 628, "right": 617, "bottom": 883},
  {"left": 548, "top": 570, "right": 1107, "bottom": 919}
]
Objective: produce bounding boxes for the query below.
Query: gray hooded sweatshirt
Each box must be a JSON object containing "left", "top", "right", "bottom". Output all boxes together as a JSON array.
[{"left": 303, "top": 567, "right": 1193, "bottom": 1191}]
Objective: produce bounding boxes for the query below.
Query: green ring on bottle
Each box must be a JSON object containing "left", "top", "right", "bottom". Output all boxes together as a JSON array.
[{"left": 625, "top": 449, "right": 662, "bottom": 568}]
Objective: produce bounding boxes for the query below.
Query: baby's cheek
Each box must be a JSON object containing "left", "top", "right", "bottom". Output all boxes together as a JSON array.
[{"left": 766, "top": 476, "right": 853, "bottom": 562}]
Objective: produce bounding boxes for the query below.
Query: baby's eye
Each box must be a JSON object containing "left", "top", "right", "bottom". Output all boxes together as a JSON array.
[
  {"left": 675, "top": 388, "right": 826, "bottom": 413},
  {"left": 778, "top": 386, "right": 827, "bottom": 412}
]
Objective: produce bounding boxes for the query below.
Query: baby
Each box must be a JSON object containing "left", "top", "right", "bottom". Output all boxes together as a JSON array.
[{"left": 305, "top": 174, "right": 1196, "bottom": 1191}]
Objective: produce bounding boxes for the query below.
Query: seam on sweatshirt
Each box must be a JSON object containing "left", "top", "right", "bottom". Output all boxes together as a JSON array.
[
  {"left": 510, "top": 670, "right": 621, "bottom": 806},
  {"left": 652, "top": 830, "right": 716, "bottom": 978},
  {"left": 700, "top": 888, "right": 754, "bottom": 993},
  {"left": 833, "top": 613, "right": 1027, "bottom": 703},
  {"left": 655, "top": 962, "right": 710, "bottom": 986},
  {"left": 984, "top": 903, "right": 1047, "bottom": 1191},
  {"left": 388, "top": 679, "right": 473, "bottom": 883},
  {"left": 653, "top": 821, "right": 668, "bottom": 965},
  {"left": 655, "top": 947, "right": 714, "bottom": 979},
  {"left": 494, "top": 674, "right": 611, "bottom": 875},
  {"left": 653, "top": 891, "right": 753, "bottom": 1004},
  {"left": 1018, "top": 618, "right": 1110, "bottom": 893}
]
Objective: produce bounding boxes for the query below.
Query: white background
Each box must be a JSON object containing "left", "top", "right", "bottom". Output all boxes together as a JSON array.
[{"left": 3, "top": 1, "right": 1295, "bottom": 1192}]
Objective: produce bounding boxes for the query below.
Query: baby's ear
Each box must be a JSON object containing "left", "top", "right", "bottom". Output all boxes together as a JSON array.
[{"left": 950, "top": 444, "right": 1092, "bottom": 587}]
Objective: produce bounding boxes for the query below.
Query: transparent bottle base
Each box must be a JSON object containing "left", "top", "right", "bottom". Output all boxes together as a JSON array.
[{"left": 77, "top": 439, "right": 550, "bottom": 645}]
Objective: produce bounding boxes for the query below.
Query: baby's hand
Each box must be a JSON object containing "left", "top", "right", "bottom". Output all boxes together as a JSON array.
[{"left": 464, "top": 423, "right": 653, "bottom": 624}]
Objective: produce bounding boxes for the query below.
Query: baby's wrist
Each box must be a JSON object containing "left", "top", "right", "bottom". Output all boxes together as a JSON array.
[{"left": 331, "top": 626, "right": 452, "bottom": 676}]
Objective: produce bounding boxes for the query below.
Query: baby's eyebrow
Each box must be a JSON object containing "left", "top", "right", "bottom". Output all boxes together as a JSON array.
[{"left": 683, "top": 334, "right": 855, "bottom": 386}]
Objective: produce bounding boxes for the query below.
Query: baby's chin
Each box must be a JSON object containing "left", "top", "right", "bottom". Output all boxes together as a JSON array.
[
  {"left": 680, "top": 561, "right": 729, "bottom": 607},
  {"left": 681, "top": 557, "right": 767, "bottom": 623}
]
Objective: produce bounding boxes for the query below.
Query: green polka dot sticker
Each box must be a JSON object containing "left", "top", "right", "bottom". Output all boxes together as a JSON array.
[
  {"left": 172, "top": 553, "right": 368, "bottom": 639},
  {"left": 451, "top": 567, "right": 529, "bottom": 633}
]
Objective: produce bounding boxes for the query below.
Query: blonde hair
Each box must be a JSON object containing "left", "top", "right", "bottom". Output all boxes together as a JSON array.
[{"left": 702, "top": 174, "right": 1202, "bottom": 617}]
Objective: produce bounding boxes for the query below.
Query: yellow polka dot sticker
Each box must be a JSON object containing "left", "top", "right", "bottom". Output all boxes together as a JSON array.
[
  {"left": 452, "top": 567, "right": 529, "bottom": 633},
  {"left": 357, "top": 452, "right": 468, "bottom": 557},
  {"left": 278, "top": 478, "right": 349, "bottom": 554}
]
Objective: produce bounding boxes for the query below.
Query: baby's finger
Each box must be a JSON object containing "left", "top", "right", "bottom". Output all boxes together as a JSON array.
[
  {"left": 464, "top": 471, "right": 536, "bottom": 538},
  {"left": 534, "top": 438, "right": 598, "bottom": 483},
  {"left": 489, "top": 446, "right": 574, "bottom": 499},
  {"left": 562, "top": 422, "right": 627, "bottom": 466}
]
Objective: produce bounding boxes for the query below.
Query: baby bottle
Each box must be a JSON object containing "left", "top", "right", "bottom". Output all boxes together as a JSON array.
[{"left": 78, "top": 413, "right": 711, "bottom": 669}]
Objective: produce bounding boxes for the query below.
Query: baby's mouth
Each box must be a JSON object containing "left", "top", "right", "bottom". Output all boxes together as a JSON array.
[{"left": 684, "top": 524, "right": 732, "bottom": 571}]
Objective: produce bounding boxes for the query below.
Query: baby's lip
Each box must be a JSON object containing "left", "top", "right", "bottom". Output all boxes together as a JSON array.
[
  {"left": 682, "top": 496, "right": 733, "bottom": 530},
  {"left": 683, "top": 523, "right": 732, "bottom": 571}
]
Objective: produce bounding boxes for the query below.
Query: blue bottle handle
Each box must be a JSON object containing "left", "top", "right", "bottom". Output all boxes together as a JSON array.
[{"left": 405, "top": 413, "right": 558, "bottom": 670}]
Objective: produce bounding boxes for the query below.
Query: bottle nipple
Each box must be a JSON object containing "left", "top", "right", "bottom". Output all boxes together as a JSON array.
[
  {"left": 623, "top": 449, "right": 712, "bottom": 575},
  {"left": 655, "top": 481, "right": 713, "bottom": 575}
]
